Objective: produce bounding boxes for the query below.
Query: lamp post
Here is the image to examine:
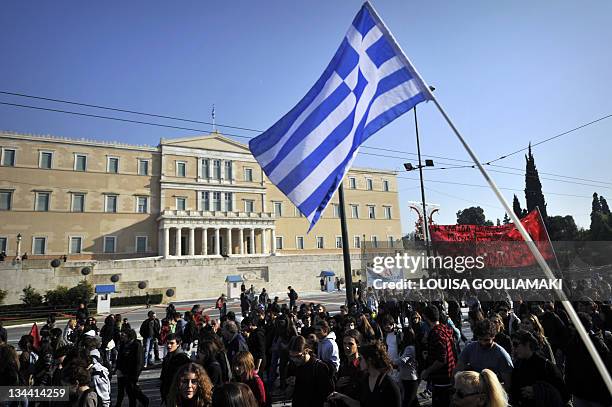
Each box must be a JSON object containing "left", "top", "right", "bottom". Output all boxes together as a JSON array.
[{"left": 16, "top": 233, "right": 22, "bottom": 260}]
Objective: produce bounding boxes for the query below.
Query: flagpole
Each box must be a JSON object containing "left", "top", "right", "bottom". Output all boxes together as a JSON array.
[
  {"left": 338, "top": 183, "right": 355, "bottom": 306},
  {"left": 363, "top": 2, "right": 612, "bottom": 390},
  {"left": 414, "top": 106, "right": 431, "bottom": 258},
  {"left": 429, "top": 95, "right": 612, "bottom": 393}
]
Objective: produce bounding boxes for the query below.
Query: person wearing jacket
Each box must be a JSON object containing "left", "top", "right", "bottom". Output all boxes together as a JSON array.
[
  {"left": 315, "top": 320, "right": 340, "bottom": 373},
  {"left": 116, "top": 329, "right": 149, "bottom": 407},
  {"left": 139, "top": 311, "right": 161, "bottom": 368},
  {"left": 160, "top": 333, "right": 191, "bottom": 405},
  {"left": 88, "top": 349, "right": 111, "bottom": 407}
]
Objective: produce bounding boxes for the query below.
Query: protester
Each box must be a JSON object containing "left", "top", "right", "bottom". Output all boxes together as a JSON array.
[
  {"left": 288, "top": 286, "right": 298, "bottom": 309},
  {"left": 160, "top": 334, "right": 191, "bottom": 405},
  {"left": 211, "top": 382, "right": 258, "bottom": 407},
  {"left": 519, "top": 314, "right": 555, "bottom": 364},
  {"left": 167, "top": 363, "right": 213, "bottom": 407},
  {"left": 216, "top": 294, "right": 227, "bottom": 320},
  {"left": 287, "top": 335, "right": 334, "bottom": 407},
  {"left": 115, "top": 329, "right": 149, "bottom": 407},
  {"left": 232, "top": 351, "right": 266, "bottom": 407},
  {"left": 76, "top": 303, "right": 90, "bottom": 324},
  {"left": 489, "top": 313, "right": 513, "bottom": 356},
  {"left": 61, "top": 358, "right": 101, "bottom": 407},
  {"left": 452, "top": 369, "right": 509, "bottom": 407},
  {"left": 139, "top": 311, "right": 161, "bottom": 368},
  {"left": 315, "top": 320, "right": 340, "bottom": 373},
  {"left": 337, "top": 329, "right": 364, "bottom": 401}
]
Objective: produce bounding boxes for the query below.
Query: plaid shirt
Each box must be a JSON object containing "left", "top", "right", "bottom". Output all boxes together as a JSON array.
[{"left": 426, "top": 323, "right": 457, "bottom": 380}]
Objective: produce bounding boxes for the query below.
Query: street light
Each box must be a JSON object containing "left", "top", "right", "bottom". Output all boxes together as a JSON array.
[{"left": 16, "top": 233, "right": 22, "bottom": 260}]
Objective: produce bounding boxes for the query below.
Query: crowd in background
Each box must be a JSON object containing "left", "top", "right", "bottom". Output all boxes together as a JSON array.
[{"left": 1, "top": 281, "right": 611, "bottom": 407}]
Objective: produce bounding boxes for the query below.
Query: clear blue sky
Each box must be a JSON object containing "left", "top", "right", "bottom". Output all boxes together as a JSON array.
[{"left": 2, "top": 1, "right": 611, "bottom": 233}]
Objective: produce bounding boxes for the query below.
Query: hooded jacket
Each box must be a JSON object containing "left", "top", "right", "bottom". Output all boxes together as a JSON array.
[
  {"left": 317, "top": 331, "right": 340, "bottom": 372},
  {"left": 88, "top": 349, "right": 111, "bottom": 407}
]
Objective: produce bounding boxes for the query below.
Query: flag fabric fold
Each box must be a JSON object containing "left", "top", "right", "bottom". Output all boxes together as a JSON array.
[{"left": 249, "top": 2, "right": 431, "bottom": 231}]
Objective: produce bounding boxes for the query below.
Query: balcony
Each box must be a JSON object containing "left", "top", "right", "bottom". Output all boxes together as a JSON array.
[{"left": 158, "top": 209, "right": 274, "bottom": 221}]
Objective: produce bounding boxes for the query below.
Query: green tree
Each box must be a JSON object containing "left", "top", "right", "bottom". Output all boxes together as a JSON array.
[
  {"left": 21, "top": 285, "right": 43, "bottom": 307},
  {"left": 456, "top": 206, "right": 487, "bottom": 225},
  {"left": 503, "top": 213, "right": 511, "bottom": 224},
  {"left": 524, "top": 144, "right": 548, "bottom": 219},
  {"left": 600, "top": 196, "right": 611, "bottom": 214},
  {"left": 496, "top": 218, "right": 501, "bottom": 226},
  {"left": 546, "top": 215, "right": 579, "bottom": 241},
  {"left": 512, "top": 195, "right": 523, "bottom": 219},
  {"left": 592, "top": 193, "right": 602, "bottom": 213}
]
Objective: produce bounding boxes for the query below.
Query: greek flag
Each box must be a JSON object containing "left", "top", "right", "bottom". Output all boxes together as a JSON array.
[{"left": 249, "top": 2, "right": 432, "bottom": 231}]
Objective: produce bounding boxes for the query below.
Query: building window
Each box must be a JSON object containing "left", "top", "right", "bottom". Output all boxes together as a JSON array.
[
  {"left": 224, "top": 161, "right": 232, "bottom": 180},
  {"left": 316, "top": 236, "right": 324, "bottom": 249},
  {"left": 273, "top": 202, "right": 282, "bottom": 217},
  {"left": 368, "top": 205, "right": 376, "bottom": 219},
  {"left": 224, "top": 193, "right": 233, "bottom": 211},
  {"left": 176, "top": 161, "right": 186, "bottom": 177},
  {"left": 72, "top": 193, "right": 85, "bottom": 212},
  {"left": 371, "top": 235, "right": 378, "bottom": 248},
  {"left": 197, "top": 159, "right": 206, "bottom": 179},
  {"left": 35, "top": 192, "right": 50, "bottom": 211},
  {"left": 105, "top": 195, "right": 118, "bottom": 213},
  {"left": 383, "top": 180, "right": 390, "bottom": 192},
  {"left": 176, "top": 197, "right": 187, "bottom": 211},
  {"left": 136, "top": 196, "right": 148, "bottom": 213},
  {"left": 332, "top": 204, "right": 340, "bottom": 218},
  {"left": 275, "top": 236, "right": 284, "bottom": 250},
  {"left": 107, "top": 157, "right": 119, "bottom": 173},
  {"left": 0, "top": 191, "right": 12, "bottom": 210},
  {"left": 201, "top": 191, "right": 210, "bottom": 211},
  {"left": 244, "top": 168, "right": 253, "bottom": 182},
  {"left": 384, "top": 206, "right": 392, "bottom": 219},
  {"left": 213, "top": 160, "right": 221, "bottom": 179},
  {"left": 244, "top": 200, "right": 254, "bottom": 213},
  {"left": 70, "top": 237, "right": 82, "bottom": 254},
  {"left": 0, "top": 237, "right": 7, "bottom": 253},
  {"left": 353, "top": 235, "right": 361, "bottom": 249},
  {"left": 335, "top": 236, "right": 343, "bottom": 249},
  {"left": 33, "top": 237, "right": 46, "bottom": 255},
  {"left": 2, "top": 149, "right": 15, "bottom": 166},
  {"left": 104, "top": 236, "right": 116, "bottom": 253},
  {"left": 350, "top": 205, "right": 359, "bottom": 219},
  {"left": 349, "top": 177, "right": 357, "bottom": 189},
  {"left": 136, "top": 236, "right": 148, "bottom": 253},
  {"left": 296, "top": 236, "right": 304, "bottom": 250},
  {"left": 388, "top": 236, "right": 394, "bottom": 247},
  {"left": 366, "top": 179, "right": 373, "bottom": 190},
  {"left": 39, "top": 151, "right": 53, "bottom": 169},
  {"left": 212, "top": 192, "right": 221, "bottom": 211},
  {"left": 74, "top": 154, "right": 87, "bottom": 171},
  {"left": 138, "top": 159, "right": 149, "bottom": 175}
]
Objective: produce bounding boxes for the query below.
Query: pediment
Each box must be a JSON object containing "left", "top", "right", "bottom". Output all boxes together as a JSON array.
[{"left": 162, "top": 132, "right": 251, "bottom": 154}]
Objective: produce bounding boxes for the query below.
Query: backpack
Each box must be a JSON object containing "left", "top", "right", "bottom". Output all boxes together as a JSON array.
[{"left": 78, "top": 388, "right": 103, "bottom": 407}]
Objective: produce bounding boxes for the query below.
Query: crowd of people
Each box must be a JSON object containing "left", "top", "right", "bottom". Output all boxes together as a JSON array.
[{"left": 0, "top": 283, "right": 611, "bottom": 407}]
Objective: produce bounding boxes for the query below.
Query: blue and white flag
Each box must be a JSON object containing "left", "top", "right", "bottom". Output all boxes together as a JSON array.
[{"left": 249, "top": 2, "right": 432, "bottom": 231}]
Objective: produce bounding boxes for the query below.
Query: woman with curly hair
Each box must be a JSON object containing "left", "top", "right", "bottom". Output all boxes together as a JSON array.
[
  {"left": 328, "top": 341, "right": 401, "bottom": 407},
  {"left": 452, "top": 369, "right": 509, "bottom": 407},
  {"left": 167, "top": 363, "right": 213, "bottom": 407},
  {"left": 519, "top": 314, "right": 555, "bottom": 363}
]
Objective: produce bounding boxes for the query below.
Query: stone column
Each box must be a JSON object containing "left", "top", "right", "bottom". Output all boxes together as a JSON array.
[
  {"left": 250, "top": 228, "right": 255, "bottom": 254},
  {"left": 214, "top": 228, "right": 220, "bottom": 255},
  {"left": 239, "top": 228, "right": 244, "bottom": 255},
  {"left": 201, "top": 228, "right": 207, "bottom": 255},
  {"left": 271, "top": 229, "right": 277, "bottom": 254},
  {"left": 164, "top": 227, "right": 170, "bottom": 258},
  {"left": 189, "top": 227, "right": 195, "bottom": 256},
  {"left": 175, "top": 227, "right": 182, "bottom": 257},
  {"left": 226, "top": 227, "right": 232, "bottom": 255},
  {"left": 261, "top": 228, "right": 267, "bottom": 254}
]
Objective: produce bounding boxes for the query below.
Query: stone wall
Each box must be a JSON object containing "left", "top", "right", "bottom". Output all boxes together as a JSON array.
[{"left": 0, "top": 254, "right": 366, "bottom": 305}]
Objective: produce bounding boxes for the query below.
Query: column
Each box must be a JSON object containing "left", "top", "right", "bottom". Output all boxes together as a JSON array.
[
  {"left": 271, "top": 229, "right": 277, "bottom": 254},
  {"left": 226, "top": 227, "right": 232, "bottom": 255},
  {"left": 239, "top": 228, "right": 244, "bottom": 255},
  {"left": 214, "top": 228, "right": 220, "bottom": 255},
  {"left": 261, "top": 228, "right": 267, "bottom": 254},
  {"left": 164, "top": 227, "right": 170, "bottom": 258},
  {"left": 175, "top": 227, "right": 182, "bottom": 257},
  {"left": 250, "top": 228, "right": 255, "bottom": 254},
  {"left": 189, "top": 227, "right": 195, "bottom": 256},
  {"left": 201, "top": 228, "right": 207, "bottom": 255},
  {"left": 220, "top": 159, "right": 225, "bottom": 181}
]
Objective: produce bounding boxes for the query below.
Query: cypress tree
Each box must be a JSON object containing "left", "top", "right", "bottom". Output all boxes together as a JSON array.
[
  {"left": 503, "top": 213, "right": 510, "bottom": 224},
  {"left": 524, "top": 143, "right": 548, "bottom": 219},
  {"left": 600, "top": 195, "right": 611, "bottom": 214},
  {"left": 592, "top": 193, "right": 602, "bottom": 213},
  {"left": 512, "top": 195, "right": 523, "bottom": 219}
]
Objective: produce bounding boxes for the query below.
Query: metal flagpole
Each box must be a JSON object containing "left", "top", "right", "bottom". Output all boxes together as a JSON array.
[
  {"left": 338, "top": 183, "right": 355, "bottom": 306},
  {"left": 414, "top": 106, "right": 431, "bottom": 258},
  {"left": 364, "top": 1, "right": 612, "bottom": 392}
]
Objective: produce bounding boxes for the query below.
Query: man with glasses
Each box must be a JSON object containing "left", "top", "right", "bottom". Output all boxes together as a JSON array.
[{"left": 455, "top": 319, "right": 514, "bottom": 391}]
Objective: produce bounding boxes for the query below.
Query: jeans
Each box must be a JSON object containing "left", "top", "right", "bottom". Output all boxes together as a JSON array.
[{"left": 143, "top": 337, "right": 155, "bottom": 366}]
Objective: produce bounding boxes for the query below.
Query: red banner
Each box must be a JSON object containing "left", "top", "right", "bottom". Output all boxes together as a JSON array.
[{"left": 429, "top": 209, "right": 555, "bottom": 268}]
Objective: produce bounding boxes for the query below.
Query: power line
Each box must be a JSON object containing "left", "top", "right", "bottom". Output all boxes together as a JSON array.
[{"left": 2, "top": 93, "right": 611, "bottom": 188}]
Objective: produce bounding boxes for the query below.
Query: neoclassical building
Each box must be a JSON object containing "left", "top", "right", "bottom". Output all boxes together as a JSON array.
[{"left": 0, "top": 131, "right": 402, "bottom": 260}]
